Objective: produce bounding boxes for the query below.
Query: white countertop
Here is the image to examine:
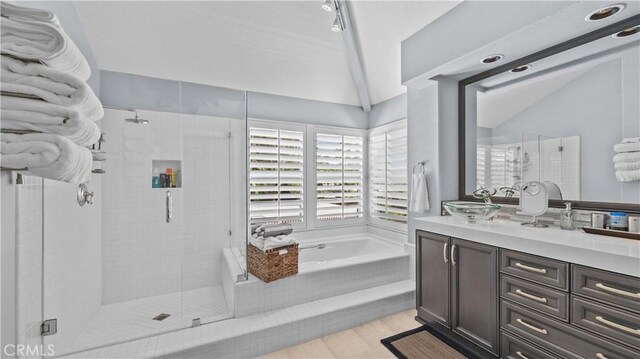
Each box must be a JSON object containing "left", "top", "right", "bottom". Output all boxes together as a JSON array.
[{"left": 414, "top": 216, "right": 640, "bottom": 277}]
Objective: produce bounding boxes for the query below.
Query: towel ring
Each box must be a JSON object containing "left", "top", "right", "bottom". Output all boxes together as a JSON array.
[{"left": 413, "top": 161, "right": 425, "bottom": 174}]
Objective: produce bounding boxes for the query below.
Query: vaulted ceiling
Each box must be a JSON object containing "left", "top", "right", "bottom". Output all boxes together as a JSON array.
[{"left": 73, "top": 1, "right": 460, "bottom": 108}]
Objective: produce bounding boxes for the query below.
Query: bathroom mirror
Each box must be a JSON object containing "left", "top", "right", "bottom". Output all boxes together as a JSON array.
[{"left": 460, "top": 16, "right": 640, "bottom": 212}]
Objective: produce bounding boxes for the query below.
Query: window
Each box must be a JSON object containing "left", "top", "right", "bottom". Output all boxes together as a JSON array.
[
  {"left": 315, "top": 132, "right": 365, "bottom": 221},
  {"left": 249, "top": 126, "right": 304, "bottom": 224},
  {"left": 476, "top": 146, "right": 486, "bottom": 189},
  {"left": 368, "top": 120, "right": 408, "bottom": 228}
]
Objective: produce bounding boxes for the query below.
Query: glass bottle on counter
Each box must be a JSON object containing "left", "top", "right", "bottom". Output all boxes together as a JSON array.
[{"left": 560, "top": 202, "right": 576, "bottom": 231}]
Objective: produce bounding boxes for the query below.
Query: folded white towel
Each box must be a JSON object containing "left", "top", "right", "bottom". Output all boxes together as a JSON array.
[
  {"left": 615, "top": 161, "right": 640, "bottom": 171},
  {"left": 0, "top": 17, "right": 91, "bottom": 80},
  {"left": 1, "top": 133, "right": 92, "bottom": 183},
  {"left": 409, "top": 171, "right": 430, "bottom": 212},
  {"left": 615, "top": 170, "right": 640, "bottom": 182},
  {"left": 1, "top": 55, "right": 103, "bottom": 121},
  {"left": 1, "top": 95, "right": 101, "bottom": 146},
  {"left": 613, "top": 152, "right": 640, "bottom": 163},
  {"left": 614, "top": 141, "right": 640, "bottom": 153},
  {"left": 1, "top": 2, "right": 58, "bottom": 23},
  {"left": 622, "top": 137, "right": 640, "bottom": 143},
  {"left": 249, "top": 234, "right": 296, "bottom": 251}
]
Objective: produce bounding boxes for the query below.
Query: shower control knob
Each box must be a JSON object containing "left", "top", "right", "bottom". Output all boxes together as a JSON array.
[{"left": 77, "top": 184, "right": 95, "bottom": 206}]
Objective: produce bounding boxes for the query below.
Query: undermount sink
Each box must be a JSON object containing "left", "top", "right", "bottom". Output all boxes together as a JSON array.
[{"left": 443, "top": 201, "right": 501, "bottom": 224}]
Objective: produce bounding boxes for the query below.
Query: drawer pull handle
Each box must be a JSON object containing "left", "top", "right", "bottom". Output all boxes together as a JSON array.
[
  {"left": 595, "top": 316, "right": 640, "bottom": 336},
  {"left": 515, "top": 289, "right": 548, "bottom": 303},
  {"left": 515, "top": 351, "right": 530, "bottom": 359},
  {"left": 443, "top": 243, "right": 448, "bottom": 263},
  {"left": 516, "top": 318, "right": 548, "bottom": 335},
  {"left": 515, "top": 262, "right": 547, "bottom": 274},
  {"left": 596, "top": 353, "right": 609, "bottom": 359},
  {"left": 595, "top": 283, "right": 640, "bottom": 299}
]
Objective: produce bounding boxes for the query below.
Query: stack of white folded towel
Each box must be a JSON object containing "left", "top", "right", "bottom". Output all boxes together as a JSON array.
[
  {"left": 249, "top": 223, "right": 296, "bottom": 251},
  {"left": 613, "top": 137, "right": 640, "bottom": 182},
  {"left": 0, "top": 2, "right": 102, "bottom": 184}
]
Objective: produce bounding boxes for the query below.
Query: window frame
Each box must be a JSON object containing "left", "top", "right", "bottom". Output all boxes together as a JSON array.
[
  {"left": 367, "top": 119, "right": 408, "bottom": 233},
  {"left": 248, "top": 119, "right": 307, "bottom": 230},
  {"left": 310, "top": 126, "right": 368, "bottom": 229}
]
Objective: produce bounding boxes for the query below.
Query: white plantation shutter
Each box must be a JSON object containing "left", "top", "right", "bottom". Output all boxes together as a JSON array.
[
  {"left": 249, "top": 127, "right": 304, "bottom": 224},
  {"left": 316, "top": 133, "right": 365, "bottom": 220},
  {"left": 477, "top": 146, "right": 486, "bottom": 189},
  {"left": 489, "top": 146, "right": 518, "bottom": 190},
  {"left": 368, "top": 121, "right": 408, "bottom": 225}
]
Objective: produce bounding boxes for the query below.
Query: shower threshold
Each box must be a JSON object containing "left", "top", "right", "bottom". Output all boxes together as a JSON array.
[{"left": 62, "top": 285, "right": 232, "bottom": 357}]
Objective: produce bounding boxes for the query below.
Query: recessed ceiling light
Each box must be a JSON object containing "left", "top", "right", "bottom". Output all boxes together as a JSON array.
[
  {"left": 613, "top": 25, "right": 640, "bottom": 38},
  {"left": 511, "top": 65, "right": 531, "bottom": 73},
  {"left": 585, "top": 4, "right": 625, "bottom": 22},
  {"left": 322, "top": 0, "right": 333, "bottom": 12},
  {"left": 481, "top": 54, "right": 504, "bottom": 64}
]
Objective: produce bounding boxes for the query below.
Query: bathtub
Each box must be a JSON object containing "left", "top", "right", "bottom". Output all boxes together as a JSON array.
[{"left": 297, "top": 234, "right": 405, "bottom": 272}]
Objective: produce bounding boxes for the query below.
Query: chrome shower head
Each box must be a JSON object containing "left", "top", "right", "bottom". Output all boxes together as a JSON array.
[{"left": 124, "top": 110, "right": 149, "bottom": 125}]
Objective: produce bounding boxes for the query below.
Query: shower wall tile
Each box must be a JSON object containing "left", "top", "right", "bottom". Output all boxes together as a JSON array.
[
  {"left": 101, "top": 109, "right": 244, "bottom": 304},
  {"left": 14, "top": 177, "right": 44, "bottom": 358},
  {"left": 42, "top": 177, "right": 102, "bottom": 357}
]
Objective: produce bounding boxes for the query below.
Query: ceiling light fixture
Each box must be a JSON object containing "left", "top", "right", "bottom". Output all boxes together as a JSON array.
[
  {"left": 480, "top": 54, "right": 504, "bottom": 64},
  {"left": 585, "top": 4, "right": 625, "bottom": 22},
  {"left": 322, "top": 0, "right": 334, "bottom": 12},
  {"left": 511, "top": 64, "right": 532, "bottom": 73},
  {"left": 612, "top": 25, "right": 640, "bottom": 38},
  {"left": 331, "top": 14, "right": 344, "bottom": 32}
]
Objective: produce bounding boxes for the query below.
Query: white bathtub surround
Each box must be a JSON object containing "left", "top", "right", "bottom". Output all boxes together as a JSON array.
[
  {"left": 235, "top": 234, "right": 409, "bottom": 317},
  {"left": 61, "top": 280, "right": 414, "bottom": 359},
  {"left": 415, "top": 216, "right": 640, "bottom": 276}
]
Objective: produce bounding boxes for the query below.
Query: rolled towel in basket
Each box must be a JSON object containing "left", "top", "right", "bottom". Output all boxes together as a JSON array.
[
  {"left": 256, "top": 223, "right": 293, "bottom": 237},
  {"left": 1, "top": 55, "right": 103, "bottom": 122},
  {"left": 1, "top": 133, "right": 92, "bottom": 183},
  {"left": 1, "top": 95, "right": 101, "bottom": 146},
  {"left": 263, "top": 235, "right": 296, "bottom": 251},
  {"left": 0, "top": 17, "right": 91, "bottom": 80}
]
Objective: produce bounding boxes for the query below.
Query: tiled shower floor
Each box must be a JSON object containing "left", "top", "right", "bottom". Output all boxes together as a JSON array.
[{"left": 67, "top": 285, "right": 232, "bottom": 355}]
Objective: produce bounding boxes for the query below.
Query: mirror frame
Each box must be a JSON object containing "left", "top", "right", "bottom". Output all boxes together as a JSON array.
[{"left": 458, "top": 15, "right": 640, "bottom": 213}]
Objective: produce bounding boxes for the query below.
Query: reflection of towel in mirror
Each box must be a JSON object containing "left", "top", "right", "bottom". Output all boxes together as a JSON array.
[
  {"left": 615, "top": 162, "right": 640, "bottom": 171},
  {"left": 614, "top": 141, "right": 640, "bottom": 153},
  {"left": 409, "top": 172, "right": 429, "bottom": 212},
  {"left": 613, "top": 152, "right": 640, "bottom": 163},
  {"left": 615, "top": 170, "right": 640, "bottom": 182}
]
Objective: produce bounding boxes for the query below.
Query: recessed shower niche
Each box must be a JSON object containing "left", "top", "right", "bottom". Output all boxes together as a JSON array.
[{"left": 152, "top": 159, "right": 182, "bottom": 188}]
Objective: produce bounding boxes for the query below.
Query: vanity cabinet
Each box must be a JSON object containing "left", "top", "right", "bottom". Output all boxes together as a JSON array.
[
  {"left": 416, "top": 231, "right": 499, "bottom": 355},
  {"left": 416, "top": 230, "right": 640, "bottom": 359}
]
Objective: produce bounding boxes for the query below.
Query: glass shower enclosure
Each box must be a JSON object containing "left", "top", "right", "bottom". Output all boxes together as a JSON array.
[{"left": 4, "top": 88, "right": 248, "bottom": 357}]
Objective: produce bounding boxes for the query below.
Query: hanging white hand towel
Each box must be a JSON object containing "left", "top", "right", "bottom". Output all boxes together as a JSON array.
[{"left": 409, "top": 171, "right": 430, "bottom": 212}]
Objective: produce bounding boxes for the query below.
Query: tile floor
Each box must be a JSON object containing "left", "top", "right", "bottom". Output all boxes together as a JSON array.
[
  {"left": 264, "top": 309, "right": 420, "bottom": 359},
  {"left": 67, "top": 286, "right": 232, "bottom": 355}
]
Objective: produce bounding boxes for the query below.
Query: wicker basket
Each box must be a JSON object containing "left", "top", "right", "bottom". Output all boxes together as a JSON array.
[{"left": 248, "top": 243, "right": 299, "bottom": 283}]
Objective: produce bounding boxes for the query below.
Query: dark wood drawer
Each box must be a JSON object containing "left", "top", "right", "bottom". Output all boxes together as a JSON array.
[
  {"left": 500, "top": 250, "right": 568, "bottom": 290},
  {"left": 501, "top": 274, "right": 568, "bottom": 322},
  {"left": 572, "top": 296, "right": 640, "bottom": 349},
  {"left": 501, "top": 300, "right": 640, "bottom": 359},
  {"left": 500, "top": 331, "right": 562, "bottom": 359},
  {"left": 572, "top": 265, "right": 640, "bottom": 313}
]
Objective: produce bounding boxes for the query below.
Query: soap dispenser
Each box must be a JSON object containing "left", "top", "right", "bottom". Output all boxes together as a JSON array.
[{"left": 560, "top": 202, "right": 576, "bottom": 231}]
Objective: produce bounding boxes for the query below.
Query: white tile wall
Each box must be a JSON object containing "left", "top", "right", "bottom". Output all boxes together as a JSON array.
[
  {"left": 42, "top": 177, "right": 102, "bottom": 357},
  {"left": 14, "top": 176, "right": 44, "bottom": 358}
]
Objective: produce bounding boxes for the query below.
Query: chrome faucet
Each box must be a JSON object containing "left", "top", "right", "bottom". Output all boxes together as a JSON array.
[{"left": 473, "top": 187, "right": 497, "bottom": 204}]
